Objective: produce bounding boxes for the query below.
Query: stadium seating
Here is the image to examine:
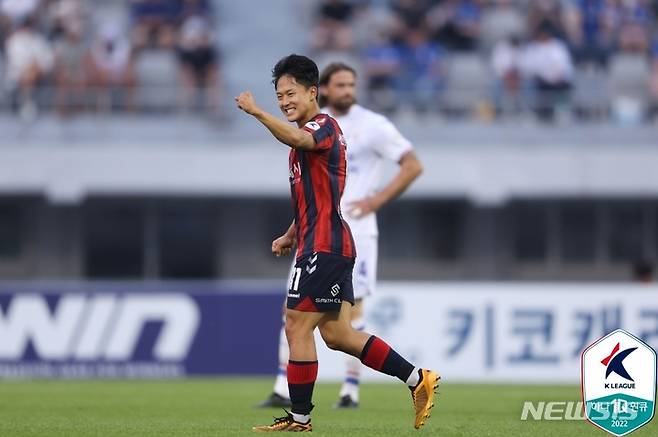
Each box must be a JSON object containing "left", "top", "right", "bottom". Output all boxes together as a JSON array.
[
  {"left": 479, "top": 5, "right": 525, "bottom": 53},
  {"left": 609, "top": 53, "right": 651, "bottom": 122},
  {"left": 0, "top": 55, "right": 5, "bottom": 109},
  {"left": 0, "top": 0, "right": 655, "bottom": 123},
  {"left": 609, "top": 53, "right": 651, "bottom": 104},
  {"left": 442, "top": 54, "right": 490, "bottom": 114},
  {"left": 571, "top": 66, "right": 610, "bottom": 119},
  {"left": 135, "top": 49, "right": 180, "bottom": 112}
]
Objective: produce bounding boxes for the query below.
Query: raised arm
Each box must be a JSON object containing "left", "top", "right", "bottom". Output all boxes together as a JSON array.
[{"left": 235, "top": 91, "right": 316, "bottom": 151}]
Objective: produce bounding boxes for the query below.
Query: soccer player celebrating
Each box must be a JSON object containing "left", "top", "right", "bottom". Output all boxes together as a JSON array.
[
  {"left": 235, "top": 54, "right": 439, "bottom": 432},
  {"left": 258, "top": 62, "right": 424, "bottom": 410}
]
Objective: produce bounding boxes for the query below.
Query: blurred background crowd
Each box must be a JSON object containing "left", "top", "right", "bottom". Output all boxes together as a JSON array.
[
  {"left": 1, "top": 0, "right": 657, "bottom": 123},
  {"left": 0, "top": 0, "right": 220, "bottom": 118},
  {"left": 311, "top": 0, "right": 658, "bottom": 122}
]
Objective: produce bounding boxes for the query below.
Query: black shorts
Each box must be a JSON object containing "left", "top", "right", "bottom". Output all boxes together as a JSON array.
[{"left": 286, "top": 252, "right": 355, "bottom": 313}]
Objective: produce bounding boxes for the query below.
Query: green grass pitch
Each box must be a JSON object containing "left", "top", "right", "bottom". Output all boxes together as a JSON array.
[{"left": 1, "top": 379, "right": 655, "bottom": 436}]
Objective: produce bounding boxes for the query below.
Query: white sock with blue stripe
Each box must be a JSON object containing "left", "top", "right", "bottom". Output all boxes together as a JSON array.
[
  {"left": 338, "top": 317, "right": 366, "bottom": 402},
  {"left": 273, "top": 324, "right": 290, "bottom": 399}
]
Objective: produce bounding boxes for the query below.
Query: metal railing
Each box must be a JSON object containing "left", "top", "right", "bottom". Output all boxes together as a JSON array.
[{"left": 0, "top": 83, "right": 655, "bottom": 125}]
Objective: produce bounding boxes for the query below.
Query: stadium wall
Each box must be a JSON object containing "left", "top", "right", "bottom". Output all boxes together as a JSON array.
[
  {"left": 3, "top": 143, "right": 658, "bottom": 205},
  {"left": 1, "top": 282, "right": 656, "bottom": 383}
]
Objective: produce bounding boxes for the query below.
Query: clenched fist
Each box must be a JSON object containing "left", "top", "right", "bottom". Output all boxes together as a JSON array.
[
  {"left": 235, "top": 91, "right": 261, "bottom": 116},
  {"left": 272, "top": 234, "right": 295, "bottom": 257}
]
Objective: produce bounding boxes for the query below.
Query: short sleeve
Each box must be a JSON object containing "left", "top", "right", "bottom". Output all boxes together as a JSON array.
[
  {"left": 302, "top": 116, "right": 335, "bottom": 152},
  {"left": 373, "top": 116, "right": 413, "bottom": 162}
]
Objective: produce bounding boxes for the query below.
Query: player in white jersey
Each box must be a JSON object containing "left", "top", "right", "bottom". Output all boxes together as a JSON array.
[{"left": 256, "top": 62, "right": 423, "bottom": 409}]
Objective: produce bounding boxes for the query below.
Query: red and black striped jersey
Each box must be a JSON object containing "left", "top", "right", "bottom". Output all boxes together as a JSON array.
[{"left": 289, "top": 113, "right": 356, "bottom": 261}]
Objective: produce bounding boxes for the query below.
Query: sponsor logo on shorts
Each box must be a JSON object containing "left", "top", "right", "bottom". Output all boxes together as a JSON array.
[
  {"left": 331, "top": 284, "right": 340, "bottom": 297},
  {"left": 287, "top": 293, "right": 300, "bottom": 298},
  {"left": 315, "top": 298, "right": 342, "bottom": 304}
]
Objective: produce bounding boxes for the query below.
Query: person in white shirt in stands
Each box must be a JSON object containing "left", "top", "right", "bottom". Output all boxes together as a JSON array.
[
  {"left": 521, "top": 21, "right": 573, "bottom": 122},
  {"left": 257, "top": 61, "right": 423, "bottom": 409},
  {"left": 491, "top": 35, "right": 523, "bottom": 115},
  {"left": 5, "top": 15, "right": 54, "bottom": 119},
  {"left": 1, "top": 0, "right": 40, "bottom": 25},
  {"left": 85, "top": 22, "right": 136, "bottom": 111}
]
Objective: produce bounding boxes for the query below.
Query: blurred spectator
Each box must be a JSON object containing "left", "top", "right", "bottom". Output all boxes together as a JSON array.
[
  {"left": 180, "top": 0, "right": 211, "bottom": 20},
  {"left": 649, "top": 38, "right": 658, "bottom": 120},
  {"left": 312, "top": 0, "right": 355, "bottom": 52},
  {"left": 391, "top": 0, "right": 427, "bottom": 32},
  {"left": 177, "top": 15, "right": 219, "bottom": 111},
  {"left": 53, "top": 19, "right": 86, "bottom": 114},
  {"left": 397, "top": 29, "right": 446, "bottom": 112},
  {"left": 479, "top": 0, "right": 526, "bottom": 53},
  {"left": 428, "top": 0, "right": 482, "bottom": 51},
  {"left": 130, "top": 0, "right": 179, "bottom": 49},
  {"left": 565, "top": 0, "right": 616, "bottom": 67},
  {"left": 350, "top": 2, "right": 398, "bottom": 50},
  {"left": 527, "top": 0, "right": 567, "bottom": 40},
  {"left": 86, "top": 23, "right": 136, "bottom": 111},
  {"left": 615, "top": 0, "right": 652, "bottom": 54},
  {"left": 46, "top": 0, "right": 87, "bottom": 41},
  {"left": 1, "top": 0, "right": 41, "bottom": 24},
  {"left": 5, "top": 15, "right": 53, "bottom": 118},
  {"left": 363, "top": 30, "right": 402, "bottom": 113},
  {"left": 521, "top": 22, "right": 573, "bottom": 122},
  {"left": 491, "top": 35, "right": 524, "bottom": 115},
  {"left": 0, "top": 0, "right": 41, "bottom": 45}
]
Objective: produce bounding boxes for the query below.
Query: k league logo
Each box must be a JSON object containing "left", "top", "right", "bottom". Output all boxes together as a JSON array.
[
  {"left": 581, "top": 329, "right": 657, "bottom": 436},
  {"left": 601, "top": 342, "right": 637, "bottom": 383}
]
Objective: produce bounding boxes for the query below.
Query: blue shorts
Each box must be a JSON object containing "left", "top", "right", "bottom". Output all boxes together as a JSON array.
[{"left": 286, "top": 252, "right": 355, "bottom": 313}]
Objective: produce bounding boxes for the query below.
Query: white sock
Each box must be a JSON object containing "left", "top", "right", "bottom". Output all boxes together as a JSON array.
[
  {"left": 339, "top": 317, "right": 365, "bottom": 401},
  {"left": 273, "top": 324, "right": 290, "bottom": 398},
  {"left": 292, "top": 413, "right": 310, "bottom": 424},
  {"left": 338, "top": 362, "right": 360, "bottom": 402},
  {"left": 406, "top": 367, "right": 421, "bottom": 387}
]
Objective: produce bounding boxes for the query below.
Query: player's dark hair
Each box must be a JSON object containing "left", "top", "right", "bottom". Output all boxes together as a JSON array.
[
  {"left": 318, "top": 62, "right": 357, "bottom": 107},
  {"left": 271, "top": 54, "right": 319, "bottom": 90}
]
